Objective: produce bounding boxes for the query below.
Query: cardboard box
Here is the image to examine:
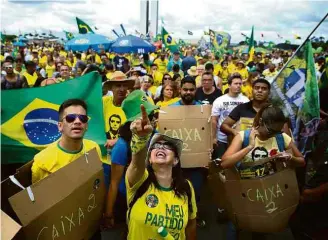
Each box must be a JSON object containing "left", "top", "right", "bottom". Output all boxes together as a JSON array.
[
  {"left": 208, "top": 159, "right": 300, "bottom": 233},
  {"left": 1, "top": 148, "right": 106, "bottom": 239},
  {"left": 159, "top": 105, "right": 212, "bottom": 168}
]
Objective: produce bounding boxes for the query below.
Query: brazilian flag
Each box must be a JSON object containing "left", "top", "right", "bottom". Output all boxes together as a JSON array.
[
  {"left": 64, "top": 31, "right": 74, "bottom": 40},
  {"left": 161, "top": 27, "right": 178, "bottom": 53},
  {"left": 1, "top": 72, "right": 106, "bottom": 164},
  {"left": 76, "top": 17, "right": 95, "bottom": 34},
  {"left": 248, "top": 26, "right": 255, "bottom": 62}
]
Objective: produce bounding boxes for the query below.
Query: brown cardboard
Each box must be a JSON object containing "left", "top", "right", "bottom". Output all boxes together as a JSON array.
[
  {"left": 1, "top": 210, "right": 22, "bottom": 240},
  {"left": 158, "top": 105, "right": 212, "bottom": 168},
  {"left": 208, "top": 158, "right": 299, "bottom": 232},
  {"left": 1, "top": 148, "right": 106, "bottom": 239}
]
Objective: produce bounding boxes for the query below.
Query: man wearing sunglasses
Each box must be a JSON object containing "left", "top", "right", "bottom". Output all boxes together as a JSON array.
[
  {"left": 1, "top": 60, "right": 23, "bottom": 90},
  {"left": 31, "top": 99, "right": 102, "bottom": 183}
]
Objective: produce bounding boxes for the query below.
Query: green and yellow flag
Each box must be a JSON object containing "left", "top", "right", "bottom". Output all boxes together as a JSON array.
[
  {"left": 76, "top": 17, "right": 94, "bottom": 34},
  {"left": 248, "top": 26, "right": 255, "bottom": 61},
  {"left": 64, "top": 30, "right": 74, "bottom": 40},
  {"left": 1, "top": 72, "right": 106, "bottom": 164},
  {"left": 161, "top": 27, "right": 179, "bottom": 53}
]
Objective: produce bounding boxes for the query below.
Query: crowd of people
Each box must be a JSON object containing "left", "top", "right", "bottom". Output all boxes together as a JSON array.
[{"left": 1, "top": 40, "right": 328, "bottom": 240}]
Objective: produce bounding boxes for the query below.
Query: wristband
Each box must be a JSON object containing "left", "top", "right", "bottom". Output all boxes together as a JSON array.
[{"left": 131, "top": 133, "right": 151, "bottom": 154}]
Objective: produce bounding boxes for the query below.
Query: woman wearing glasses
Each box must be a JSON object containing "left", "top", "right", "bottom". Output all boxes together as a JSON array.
[
  {"left": 221, "top": 104, "right": 304, "bottom": 168},
  {"left": 156, "top": 82, "right": 180, "bottom": 107},
  {"left": 154, "top": 73, "right": 173, "bottom": 100},
  {"left": 221, "top": 104, "right": 304, "bottom": 240},
  {"left": 125, "top": 105, "right": 197, "bottom": 240},
  {"left": 31, "top": 99, "right": 102, "bottom": 183}
]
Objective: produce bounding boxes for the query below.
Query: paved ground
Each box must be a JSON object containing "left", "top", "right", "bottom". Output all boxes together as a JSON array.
[{"left": 102, "top": 181, "right": 294, "bottom": 240}]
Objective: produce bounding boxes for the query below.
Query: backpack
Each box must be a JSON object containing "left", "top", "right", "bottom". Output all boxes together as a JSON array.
[{"left": 242, "top": 129, "right": 285, "bottom": 152}]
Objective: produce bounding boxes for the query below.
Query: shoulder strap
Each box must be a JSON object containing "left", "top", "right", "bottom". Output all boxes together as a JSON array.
[
  {"left": 242, "top": 129, "right": 251, "bottom": 148},
  {"left": 275, "top": 134, "right": 285, "bottom": 152}
]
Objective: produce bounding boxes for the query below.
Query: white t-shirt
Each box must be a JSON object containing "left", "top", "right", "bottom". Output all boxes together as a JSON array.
[{"left": 212, "top": 93, "right": 249, "bottom": 143}]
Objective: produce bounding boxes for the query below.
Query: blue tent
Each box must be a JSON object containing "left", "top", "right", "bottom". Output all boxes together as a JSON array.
[
  {"left": 13, "top": 41, "right": 26, "bottom": 47},
  {"left": 65, "top": 33, "right": 113, "bottom": 51},
  {"left": 110, "top": 35, "right": 155, "bottom": 54}
]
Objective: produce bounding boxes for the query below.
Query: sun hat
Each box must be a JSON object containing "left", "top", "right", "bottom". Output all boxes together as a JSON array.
[
  {"left": 122, "top": 90, "right": 159, "bottom": 122},
  {"left": 103, "top": 71, "right": 135, "bottom": 89},
  {"left": 187, "top": 66, "right": 198, "bottom": 76},
  {"left": 237, "top": 60, "right": 245, "bottom": 67},
  {"left": 146, "top": 133, "right": 183, "bottom": 162}
]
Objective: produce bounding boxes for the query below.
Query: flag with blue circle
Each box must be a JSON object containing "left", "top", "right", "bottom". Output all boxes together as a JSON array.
[{"left": 1, "top": 72, "right": 106, "bottom": 164}]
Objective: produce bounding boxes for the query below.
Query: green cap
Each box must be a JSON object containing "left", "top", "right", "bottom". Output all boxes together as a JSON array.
[
  {"left": 122, "top": 90, "right": 159, "bottom": 122},
  {"left": 158, "top": 226, "right": 168, "bottom": 237}
]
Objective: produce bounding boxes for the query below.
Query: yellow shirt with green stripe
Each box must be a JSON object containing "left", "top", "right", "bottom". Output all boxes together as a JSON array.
[
  {"left": 126, "top": 169, "right": 197, "bottom": 240},
  {"left": 31, "top": 139, "right": 101, "bottom": 183}
]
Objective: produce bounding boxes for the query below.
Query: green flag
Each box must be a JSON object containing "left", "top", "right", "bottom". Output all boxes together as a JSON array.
[
  {"left": 76, "top": 17, "right": 94, "bottom": 34},
  {"left": 64, "top": 31, "right": 74, "bottom": 40},
  {"left": 1, "top": 72, "right": 106, "bottom": 164},
  {"left": 271, "top": 40, "right": 320, "bottom": 154},
  {"left": 248, "top": 26, "right": 255, "bottom": 61},
  {"left": 161, "top": 27, "right": 178, "bottom": 53}
]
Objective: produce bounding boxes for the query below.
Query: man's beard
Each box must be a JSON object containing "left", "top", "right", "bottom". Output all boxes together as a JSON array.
[{"left": 181, "top": 94, "right": 194, "bottom": 104}]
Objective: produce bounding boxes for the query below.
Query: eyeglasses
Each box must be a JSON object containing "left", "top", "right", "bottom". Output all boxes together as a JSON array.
[
  {"left": 263, "top": 121, "right": 282, "bottom": 136},
  {"left": 164, "top": 77, "right": 171, "bottom": 80},
  {"left": 151, "top": 142, "right": 175, "bottom": 151},
  {"left": 5, "top": 66, "right": 13, "bottom": 69},
  {"left": 62, "top": 114, "right": 88, "bottom": 123}
]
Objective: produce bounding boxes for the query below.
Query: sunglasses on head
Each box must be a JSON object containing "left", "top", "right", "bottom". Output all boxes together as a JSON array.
[
  {"left": 151, "top": 142, "right": 175, "bottom": 151},
  {"left": 62, "top": 114, "right": 88, "bottom": 123}
]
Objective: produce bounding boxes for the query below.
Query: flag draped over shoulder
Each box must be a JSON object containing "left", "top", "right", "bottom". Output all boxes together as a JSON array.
[
  {"left": 248, "top": 26, "right": 255, "bottom": 61},
  {"left": 76, "top": 17, "right": 94, "bottom": 34},
  {"left": 1, "top": 72, "right": 106, "bottom": 164},
  {"left": 270, "top": 40, "right": 320, "bottom": 154},
  {"left": 161, "top": 27, "right": 179, "bottom": 53},
  {"left": 64, "top": 31, "right": 74, "bottom": 40}
]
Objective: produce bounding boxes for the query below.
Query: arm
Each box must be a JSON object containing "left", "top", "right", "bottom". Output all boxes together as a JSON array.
[
  {"left": 185, "top": 218, "right": 196, "bottom": 240},
  {"left": 220, "top": 117, "right": 239, "bottom": 137},
  {"left": 126, "top": 105, "right": 153, "bottom": 188},
  {"left": 302, "top": 183, "right": 328, "bottom": 202},
  {"left": 211, "top": 115, "right": 219, "bottom": 145},
  {"left": 221, "top": 133, "right": 253, "bottom": 169},
  {"left": 285, "top": 141, "right": 305, "bottom": 167},
  {"left": 104, "top": 163, "right": 125, "bottom": 221}
]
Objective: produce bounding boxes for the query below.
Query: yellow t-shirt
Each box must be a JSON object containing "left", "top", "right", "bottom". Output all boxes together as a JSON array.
[
  {"left": 169, "top": 71, "right": 184, "bottom": 79},
  {"left": 214, "top": 64, "right": 221, "bottom": 76},
  {"left": 195, "top": 75, "right": 201, "bottom": 87},
  {"left": 154, "top": 59, "right": 169, "bottom": 74},
  {"left": 39, "top": 55, "right": 48, "bottom": 66},
  {"left": 106, "top": 71, "right": 114, "bottom": 80},
  {"left": 45, "top": 64, "right": 56, "bottom": 78},
  {"left": 241, "top": 84, "right": 253, "bottom": 99},
  {"left": 103, "top": 96, "right": 127, "bottom": 138},
  {"left": 156, "top": 97, "right": 180, "bottom": 108},
  {"left": 227, "top": 63, "right": 236, "bottom": 73},
  {"left": 149, "top": 86, "right": 157, "bottom": 97},
  {"left": 31, "top": 139, "right": 101, "bottom": 184},
  {"left": 234, "top": 68, "right": 249, "bottom": 80},
  {"left": 126, "top": 169, "right": 197, "bottom": 240},
  {"left": 152, "top": 71, "right": 164, "bottom": 87},
  {"left": 59, "top": 50, "right": 67, "bottom": 57},
  {"left": 239, "top": 131, "right": 291, "bottom": 163},
  {"left": 262, "top": 69, "right": 278, "bottom": 78},
  {"left": 218, "top": 68, "right": 230, "bottom": 85}
]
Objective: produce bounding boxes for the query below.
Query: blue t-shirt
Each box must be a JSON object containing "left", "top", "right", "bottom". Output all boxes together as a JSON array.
[
  {"left": 111, "top": 137, "right": 129, "bottom": 196},
  {"left": 170, "top": 100, "right": 201, "bottom": 106}
]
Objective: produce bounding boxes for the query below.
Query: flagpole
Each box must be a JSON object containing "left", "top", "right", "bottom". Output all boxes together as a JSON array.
[{"left": 272, "top": 12, "right": 327, "bottom": 82}]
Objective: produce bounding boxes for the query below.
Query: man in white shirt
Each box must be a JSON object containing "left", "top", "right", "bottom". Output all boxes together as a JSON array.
[{"left": 211, "top": 73, "right": 249, "bottom": 159}]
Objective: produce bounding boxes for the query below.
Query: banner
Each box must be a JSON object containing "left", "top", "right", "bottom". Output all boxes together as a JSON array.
[
  {"left": 271, "top": 40, "right": 320, "bottom": 154},
  {"left": 1, "top": 72, "right": 106, "bottom": 164}
]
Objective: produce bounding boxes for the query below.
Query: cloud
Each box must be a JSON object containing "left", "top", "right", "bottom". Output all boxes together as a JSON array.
[{"left": 1, "top": 0, "right": 327, "bottom": 43}]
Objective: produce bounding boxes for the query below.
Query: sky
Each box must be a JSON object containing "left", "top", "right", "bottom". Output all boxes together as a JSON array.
[{"left": 1, "top": 0, "right": 327, "bottom": 44}]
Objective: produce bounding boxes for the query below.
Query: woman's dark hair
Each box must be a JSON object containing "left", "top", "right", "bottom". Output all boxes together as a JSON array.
[
  {"left": 159, "top": 82, "right": 177, "bottom": 101},
  {"left": 161, "top": 73, "right": 172, "bottom": 85},
  {"left": 172, "top": 73, "right": 181, "bottom": 81},
  {"left": 253, "top": 104, "right": 286, "bottom": 129},
  {"left": 127, "top": 136, "right": 193, "bottom": 220}
]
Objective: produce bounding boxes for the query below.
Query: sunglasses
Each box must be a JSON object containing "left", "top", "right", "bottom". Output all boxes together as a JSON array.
[
  {"left": 151, "top": 142, "right": 175, "bottom": 151},
  {"left": 62, "top": 114, "right": 88, "bottom": 123},
  {"left": 263, "top": 121, "right": 282, "bottom": 136},
  {"left": 164, "top": 77, "right": 171, "bottom": 80},
  {"left": 5, "top": 66, "right": 13, "bottom": 69}
]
